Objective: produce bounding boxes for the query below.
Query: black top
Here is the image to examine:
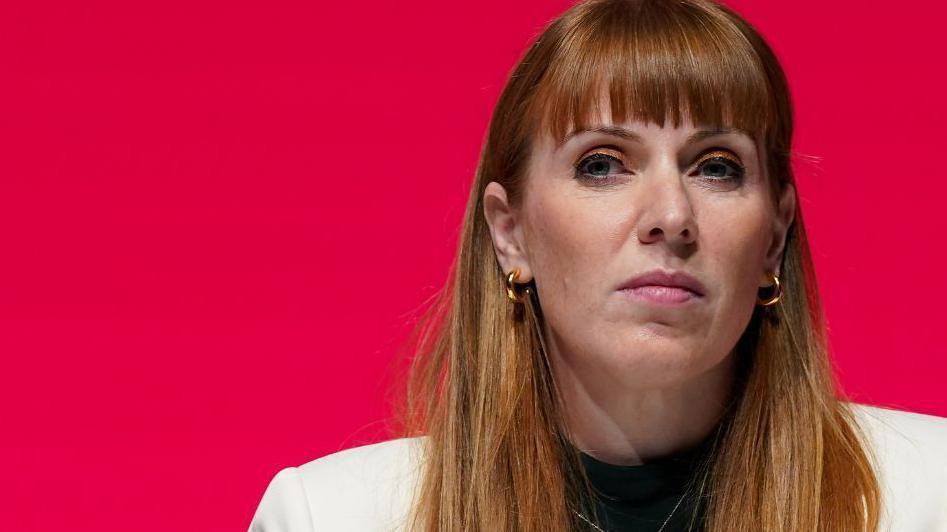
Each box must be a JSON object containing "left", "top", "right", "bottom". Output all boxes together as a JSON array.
[{"left": 575, "top": 433, "right": 716, "bottom": 532}]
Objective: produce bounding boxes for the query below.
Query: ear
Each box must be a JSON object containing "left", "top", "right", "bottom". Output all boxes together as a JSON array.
[
  {"left": 483, "top": 181, "right": 533, "bottom": 282},
  {"left": 761, "top": 182, "right": 796, "bottom": 286}
]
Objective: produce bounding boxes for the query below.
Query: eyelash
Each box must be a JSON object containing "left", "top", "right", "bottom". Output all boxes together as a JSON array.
[{"left": 573, "top": 149, "right": 746, "bottom": 185}]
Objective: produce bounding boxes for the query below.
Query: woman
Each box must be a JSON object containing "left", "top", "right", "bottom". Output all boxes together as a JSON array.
[{"left": 249, "top": 0, "right": 947, "bottom": 530}]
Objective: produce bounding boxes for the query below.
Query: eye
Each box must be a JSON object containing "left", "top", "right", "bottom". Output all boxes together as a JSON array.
[
  {"left": 574, "top": 150, "right": 628, "bottom": 182},
  {"left": 693, "top": 150, "right": 746, "bottom": 183}
]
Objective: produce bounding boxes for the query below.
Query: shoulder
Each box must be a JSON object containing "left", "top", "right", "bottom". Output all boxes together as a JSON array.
[
  {"left": 248, "top": 436, "right": 427, "bottom": 532},
  {"left": 845, "top": 402, "right": 947, "bottom": 530},
  {"left": 847, "top": 401, "right": 947, "bottom": 466}
]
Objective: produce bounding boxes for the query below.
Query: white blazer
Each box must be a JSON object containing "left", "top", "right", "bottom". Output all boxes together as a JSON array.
[{"left": 248, "top": 403, "right": 947, "bottom": 531}]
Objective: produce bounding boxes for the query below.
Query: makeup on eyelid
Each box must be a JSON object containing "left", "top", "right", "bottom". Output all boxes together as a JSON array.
[{"left": 695, "top": 149, "right": 744, "bottom": 170}]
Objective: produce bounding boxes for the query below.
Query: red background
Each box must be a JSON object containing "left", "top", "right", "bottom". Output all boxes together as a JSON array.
[{"left": 1, "top": 1, "right": 945, "bottom": 530}]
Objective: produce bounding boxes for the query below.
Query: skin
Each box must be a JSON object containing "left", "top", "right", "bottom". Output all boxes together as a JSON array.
[{"left": 483, "top": 109, "right": 796, "bottom": 466}]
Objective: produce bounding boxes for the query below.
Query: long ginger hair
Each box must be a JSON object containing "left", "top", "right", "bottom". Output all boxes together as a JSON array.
[{"left": 393, "top": 0, "right": 881, "bottom": 530}]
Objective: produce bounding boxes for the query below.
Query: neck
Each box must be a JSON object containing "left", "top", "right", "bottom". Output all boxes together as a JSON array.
[{"left": 548, "top": 338, "right": 737, "bottom": 466}]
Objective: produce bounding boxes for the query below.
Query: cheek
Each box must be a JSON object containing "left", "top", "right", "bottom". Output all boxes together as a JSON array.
[
  {"left": 522, "top": 189, "right": 618, "bottom": 312},
  {"left": 706, "top": 203, "right": 773, "bottom": 306}
]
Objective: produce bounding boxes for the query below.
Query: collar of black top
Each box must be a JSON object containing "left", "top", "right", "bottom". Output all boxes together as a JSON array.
[{"left": 576, "top": 431, "right": 717, "bottom": 503}]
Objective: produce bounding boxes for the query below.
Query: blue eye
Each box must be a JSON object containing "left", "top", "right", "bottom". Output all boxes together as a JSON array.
[
  {"left": 574, "top": 152, "right": 626, "bottom": 181},
  {"left": 573, "top": 149, "right": 746, "bottom": 185},
  {"left": 696, "top": 153, "right": 745, "bottom": 182}
]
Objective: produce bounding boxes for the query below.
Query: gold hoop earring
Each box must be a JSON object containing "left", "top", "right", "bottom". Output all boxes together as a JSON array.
[
  {"left": 757, "top": 272, "right": 781, "bottom": 306},
  {"left": 506, "top": 268, "right": 527, "bottom": 303}
]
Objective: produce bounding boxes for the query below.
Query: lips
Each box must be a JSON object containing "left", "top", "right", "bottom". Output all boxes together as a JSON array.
[{"left": 618, "top": 269, "right": 706, "bottom": 297}]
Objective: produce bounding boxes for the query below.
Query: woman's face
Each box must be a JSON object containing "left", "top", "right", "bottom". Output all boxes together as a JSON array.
[{"left": 484, "top": 112, "right": 796, "bottom": 389}]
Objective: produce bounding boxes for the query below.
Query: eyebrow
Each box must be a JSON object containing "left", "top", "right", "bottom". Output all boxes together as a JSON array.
[{"left": 558, "top": 125, "right": 754, "bottom": 148}]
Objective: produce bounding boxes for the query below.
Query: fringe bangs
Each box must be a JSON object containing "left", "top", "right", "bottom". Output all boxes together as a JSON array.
[{"left": 530, "top": 0, "right": 777, "bottom": 145}]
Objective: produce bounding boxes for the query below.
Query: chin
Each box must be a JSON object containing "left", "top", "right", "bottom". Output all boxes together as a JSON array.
[
  {"left": 608, "top": 343, "right": 701, "bottom": 373},
  {"left": 619, "top": 320, "right": 704, "bottom": 347}
]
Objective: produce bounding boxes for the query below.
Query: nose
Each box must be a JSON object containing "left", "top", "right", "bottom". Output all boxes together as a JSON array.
[{"left": 635, "top": 164, "right": 698, "bottom": 249}]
